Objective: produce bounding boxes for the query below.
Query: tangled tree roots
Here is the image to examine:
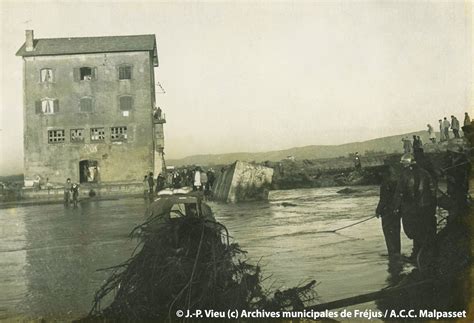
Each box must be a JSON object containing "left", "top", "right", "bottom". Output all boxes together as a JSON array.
[{"left": 85, "top": 214, "right": 316, "bottom": 321}]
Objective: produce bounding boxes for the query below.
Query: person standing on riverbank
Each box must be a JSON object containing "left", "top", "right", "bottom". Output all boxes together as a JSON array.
[
  {"left": 193, "top": 168, "right": 202, "bottom": 191},
  {"left": 443, "top": 117, "right": 451, "bottom": 140},
  {"left": 201, "top": 170, "right": 209, "bottom": 197},
  {"left": 143, "top": 175, "right": 149, "bottom": 199},
  {"left": 402, "top": 137, "right": 412, "bottom": 153},
  {"left": 451, "top": 115, "right": 460, "bottom": 138},
  {"left": 147, "top": 172, "right": 154, "bottom": 199},
  {"left": 376, "top": 165, "right": 401, "bottom": 258},
  {"left": 155, "top": 173, "right": 165, "bottom": 193},
  {"left": 439, "top": 119, "right": 444, "bottom": 141},
  {"left": 71, "top": 183, "right": 79, "bottom": 208},
  {"left": 464, "top": 112, "right": 471, "bottom": 127},
  {"left": 64, "top": 178, "right": 72, "bottom": 206},
  {"left": 354, "top": 152, "right": 362, "bottom": 171},
  {"left": 427, "top": 124, "right": 436, "bottom": 143}
]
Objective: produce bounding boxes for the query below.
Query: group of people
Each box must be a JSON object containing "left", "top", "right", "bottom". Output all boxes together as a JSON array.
[
  {"left": 426, "top": 112, "right": 470, "bottom": 144},
  {"left": 401, "top": 135, "right": 424, "bottom": 154},
  {"left": 143, "top": 167, "right": 216, "bottom": 200},
  {"left": 401, "top": 113, "right": 471, "bottom": 157},
  {"left": 63, "top": 178, "right": 80, "bottom": 208},
  {"left": 376, "top": 139, "right": 470, "bottom": 265}
]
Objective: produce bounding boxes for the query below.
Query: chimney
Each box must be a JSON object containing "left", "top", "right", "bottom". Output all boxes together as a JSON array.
[{"left": 25, "top": 30, "right": 34, "bottom": 51}]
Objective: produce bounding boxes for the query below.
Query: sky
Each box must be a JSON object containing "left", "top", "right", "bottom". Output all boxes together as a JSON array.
[{"left": 0, "top": 0, "right": 472, "bottom": 175}]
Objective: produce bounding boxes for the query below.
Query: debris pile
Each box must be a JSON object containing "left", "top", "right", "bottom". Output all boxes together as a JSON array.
[{"left": 86, "top": 198, "right": 316, "bottom": 321}]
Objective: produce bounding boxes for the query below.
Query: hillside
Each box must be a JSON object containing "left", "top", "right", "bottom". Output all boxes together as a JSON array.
[{"left": 168, "top": 130, "right": 430, "bottom": 166}]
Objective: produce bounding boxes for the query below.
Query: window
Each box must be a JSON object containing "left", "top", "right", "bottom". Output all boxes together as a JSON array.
[
  {"left": 71, "top": 129, "right": 84, "bottom": 143},
  {"left": 80, "top": 67, "right": 92, "bottom": 80},
  {"left": 40, "top": 68, "right": 53, "bottom": 82},
  {"left": 35, "top": 99, "right": 59, "bottom": 115},
  {"left": 91, "top": 128, "right": 105, "bottom": 142},
  {"left": 48, "top": 130, "right": 65, "bottom": 143},
  {"left": 119, "top": 96, "right": 133, "bottom": 111},
  {"left": 74, "top": 67, "right": 97, "bottom": 81},
  {"left": 80, "top": 97, "right": 93, "bottom": 112},
  {"left": 111, "top": 126, "right": 127, "bottom": 141},
  {"left": 119, "top": 65, "right": 132, "bottom": 80}
]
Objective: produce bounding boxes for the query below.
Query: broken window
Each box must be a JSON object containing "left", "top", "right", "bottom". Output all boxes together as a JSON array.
[
  {"left": 36, "top": 99, "right": 59, "bottom": 115},
  {"left": 91, "top": 128, "right": 105, "bottom": 142},
  {"left": 48, "top": 130, "right": 65, "bottom": 143},
  {"left": 40, "top": 68, "right": 53, "bottom": 82},
  {"left": 74, "top": 67, "right": 97, "bottom": 81},
  {"left": 71, "top": 129, "right": 84, "bottom": 143},
  {"left": 119, "top": 96, "right": 133, "bottom": 111},
  {"left": 119, "top": 65, "right": 132, "bottom": 80},
  {"left": 80, "top": 97, "right": 93, "bottom": 112},
  {"left": 111, "top": 126, "right": 127, "bottom": 141}
]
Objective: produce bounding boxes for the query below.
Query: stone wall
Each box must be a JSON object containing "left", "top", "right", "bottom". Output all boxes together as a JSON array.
[{"left": 21, "top": 182, "right": 144, "bottom": 200}]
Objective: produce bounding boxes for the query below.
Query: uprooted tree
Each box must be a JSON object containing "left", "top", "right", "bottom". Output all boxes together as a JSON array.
[{"left": 84, "top": 195, "right": 316, "bottom": 321}]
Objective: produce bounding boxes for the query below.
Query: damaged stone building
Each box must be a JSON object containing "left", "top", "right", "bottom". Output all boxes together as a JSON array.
[{"left": 16, "top": 30, "right": 166, "bottom": 187}]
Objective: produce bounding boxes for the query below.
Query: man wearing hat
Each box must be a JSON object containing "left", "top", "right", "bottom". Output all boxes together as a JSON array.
[{"left": 392, "top": 153, "right": 437, "bottom": 260}]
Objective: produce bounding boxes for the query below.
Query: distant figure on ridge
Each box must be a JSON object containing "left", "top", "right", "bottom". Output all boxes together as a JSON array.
[
  {"left": 402, "top": 137, "right": 412, "bottom": 153},
  {"left": 427, "top": 124, "right": 436, "bottom": 143},
  {"left": 451, "top": 115, "right": 460, "bottom": 139},
  {"left": 464, "top": 112, "right": 471, "bottom": 127},
  {"left": 353, "top": 152, "right": 362, "bottom": 171},
  {"left": 442, "top": 117, "right": 451, "bottom": 141},
  {"left": 439, "top": 119, "right": 444, "bottom": 141}
]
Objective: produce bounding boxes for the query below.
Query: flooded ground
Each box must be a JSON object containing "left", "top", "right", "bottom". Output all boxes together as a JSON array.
[{"left": 0, "top": 186, "right": 415, "bottom": 321}]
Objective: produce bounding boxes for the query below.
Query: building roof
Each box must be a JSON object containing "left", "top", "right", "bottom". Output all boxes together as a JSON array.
[{"left": 16, "top": 34, "right": 158, "bottom": 65}]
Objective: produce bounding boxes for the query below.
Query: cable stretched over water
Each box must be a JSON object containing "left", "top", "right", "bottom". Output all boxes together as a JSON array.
[{"left": 313, "top": 215, "right": 377, "bottom": 234}]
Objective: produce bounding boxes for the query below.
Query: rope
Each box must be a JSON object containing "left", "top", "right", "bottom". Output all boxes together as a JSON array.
[{"left": 313, "top": 215, "right": 377, "bottom": 234}]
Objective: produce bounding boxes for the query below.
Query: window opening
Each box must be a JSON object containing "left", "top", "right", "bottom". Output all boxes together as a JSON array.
[
  {"left": 80, "top": 67, "right": 92, "bottom": 80},
  {"left": 91, "top": 128, "right": 105, "bottom": 141},
  {"left": 48, "top": 130, "right": 65, "bottom": 143},
  {"left": 79, "top": 160, "right": 99, "bottom": 183},
  {"left": 111, "top": 126, "right": 127, "bottom": 141},
  {"left": 71, "top": 129, "right": 84, "bottom": 143},
  {"left": 119, "top": 66, "right": 132, "bottom": 80},
  {"left": 40, "top": 69, "right": 53, "bottom": 82}
]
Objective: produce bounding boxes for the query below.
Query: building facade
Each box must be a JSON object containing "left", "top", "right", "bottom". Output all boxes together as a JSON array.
[{"left": 16, "top": 30, "right": 165, "bottom": 186}]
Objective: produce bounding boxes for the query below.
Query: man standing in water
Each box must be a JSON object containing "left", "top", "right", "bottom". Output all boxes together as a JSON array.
[
  {"left": 376, "top": 164, "right": 401, "bottom": 258},
  {"left": 392, "top": 154, "right": 437, "bottom": 260}
]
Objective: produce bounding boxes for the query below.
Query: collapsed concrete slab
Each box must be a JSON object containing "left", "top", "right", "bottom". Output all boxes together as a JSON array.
[{"left": 212, "top": 161, "right": 273, "bottom": 203}]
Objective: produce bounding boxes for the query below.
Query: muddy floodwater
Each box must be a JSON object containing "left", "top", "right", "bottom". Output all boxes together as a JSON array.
[{"left": 0, "top": 186, "right": 415, "bottom": 321}]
